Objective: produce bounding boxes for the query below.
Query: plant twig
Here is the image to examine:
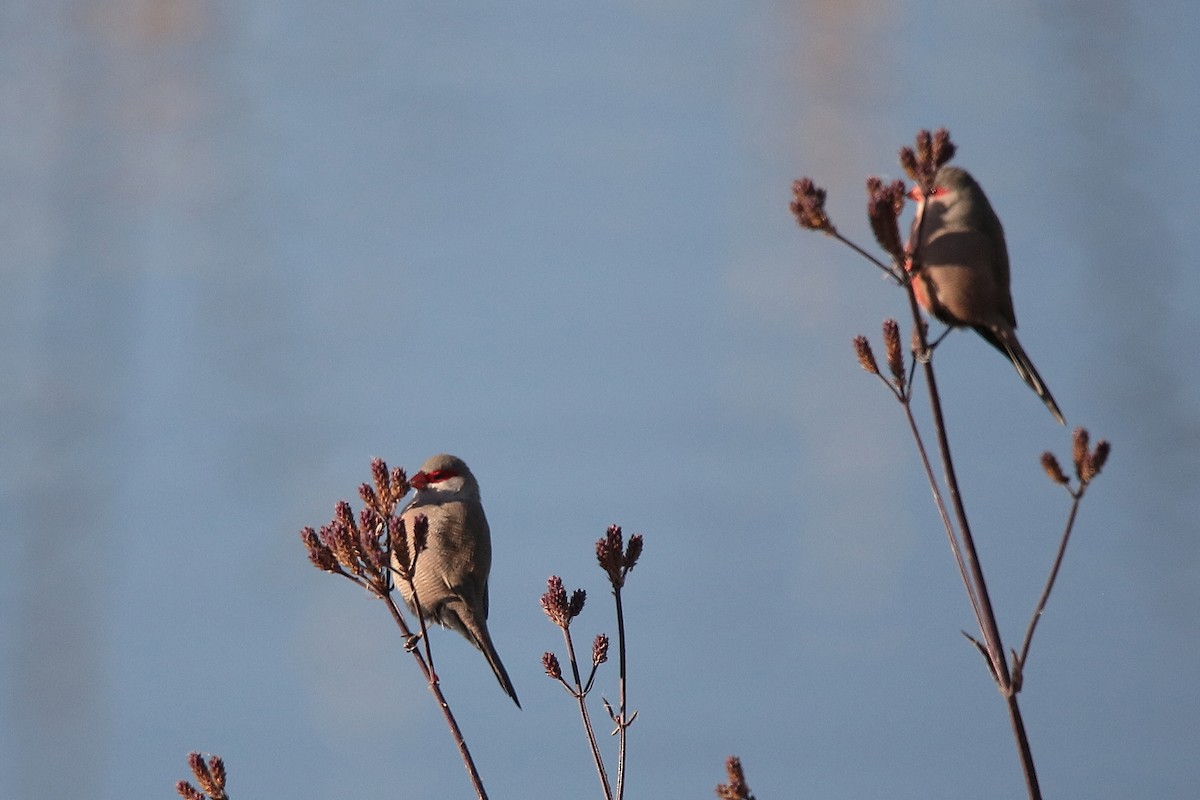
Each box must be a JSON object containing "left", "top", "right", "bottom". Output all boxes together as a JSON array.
[
  {"left": 1016, "top": 436, "right": 1110, "bottom": 681},
  {"left": 596, "top": 526, "right": 642, "bottom": 800},
  {"left": 541, "top": 576, "right": 612, "bottom": 799},
  {"left": 567, "top": 625, "right": 613, "bottom": 799}
]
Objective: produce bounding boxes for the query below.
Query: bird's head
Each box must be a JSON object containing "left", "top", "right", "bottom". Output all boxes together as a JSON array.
[
  {"left": 908, "top": 166, "right": 997, "bottom": 232},
  {"left": 409, "top": 454, "right": 480, "bottom": 499}
]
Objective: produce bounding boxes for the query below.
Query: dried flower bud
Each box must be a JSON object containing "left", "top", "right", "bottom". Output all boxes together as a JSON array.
[
  {"left": 371, "top": 457, "right": 388, "bottom": 493},
  {"left": 320, "top": 521, "right": 362, "bottom": 575},
  {"left": 789, "top": 178, "right": 832, "bottom": 232},
  {"left": 390, "top": 467, "right": 409, "bottom": 504},
  {"left": 915, "top": 129, "right": 932, "bottom": 169},
  {"left": 853, "top": 336, "right": 879, "bottom": 374},
  {"left": 932, "top": 128, "right": 956, "bottom": 168},
  {"left": 866, "top": 176, "right": 906, "bottom": 260},
  {"left": 358, "top": 482, "right": 380, "bottom": 513},
  {"left": 1081, "top": 439, "right": 1112, "bottom": 484},
  {"left": 207, "top": 756, "right": 226, "bottom": 794},
  {"left": 176, "top": 781, "right": 204, "bottom": 800},
  {"left": 716, "top": 756, "right": 756, "bottom": 800},
  {"left": 357, "top": 512, "right": 385, "bottom": 573},
  {"left": 882, "top": 318, "right": 904, "bottom": 384},
  {"left": 596, "top": 525, "right": 644, "bottom": 589},
  {"left": 410, "top": 513, "right": 428, "bottom": 556},
  {"left": 181, "top": 752, "right": 227, "bottom": 800},
  {"left": 625, "top": 534, "right": 643, "bottom": 571},
  {"left": 593, "top": 633, "right": 610, "bottom": 666},
  {"left": 1091, "top": 440, "right": 1111, "bottom": 475},
  {"left": 596, "top": 525, "right": 624, "bottom": 581},
  {"left": 1072, "top": 428, "right": 1090, "bottom": 481},
  {"left": 542, "top": 651, "right": 562, "bottom": 680},
  {"left": 197, "top": 755, "right": 226, "bottom": 799},
  {"left": 301, "top": 527, "right": 339, "bottom": 573},
  {"left": 569, "top": 588, "right": 587, "bottom": 619},
  {"left": 541, "top": 576, "right": 572, "bottom": 628},
  {"left": 334, "top": 499, "right": 355, "bottom": 528},
  {"left": 389, "top": 516, "right": 412, "bottom": 576},
  {"left": 1040, "top": 453, "right": 1069, "bottom": 485},
  {"left": 359, "top": 507, "right": 378, "bottom": 535},
  {"left": 901, "top": 128, "right": 954, "bottom": 192},
  {"left": 899, "top": 147, "right": 918, "bottom": 182}
]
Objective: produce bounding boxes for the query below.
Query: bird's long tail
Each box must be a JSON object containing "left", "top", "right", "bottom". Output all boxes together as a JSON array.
[
  {"left": 454, "top": 607, "right": 521, "bottom": 707},
  {"left": 977, "top": 324, "right": 1065, "bottom": 425}
]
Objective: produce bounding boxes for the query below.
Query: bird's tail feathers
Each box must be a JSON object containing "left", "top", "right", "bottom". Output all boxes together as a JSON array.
[
  {"left": 452, "top": 604, "right": 521, "bottom": 708},
  {"left": 981, "top": 324, "right": 1066, "bottom": 425}
]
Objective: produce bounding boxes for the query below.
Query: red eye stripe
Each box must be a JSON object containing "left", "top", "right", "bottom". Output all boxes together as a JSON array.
[
  {"left": 410, "top": 467, "right": 461, "bottom": 490},
  {"left": 423, "top": 468, "right": 460, "bottom": 484}
]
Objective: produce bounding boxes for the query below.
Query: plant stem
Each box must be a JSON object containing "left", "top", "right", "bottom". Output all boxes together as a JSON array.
[
  {"left": 1018, "top": 490, "right": 1084, "bottom": 669},
  {"left": 381, "top": 593, "right": 489, "bottom": 800},
  {"left": 613, "top": 587, "right": 629, "bottom": 800},
  {"left": 563, "top": 627, "right": 613, "bottom": 800},
  {"left": 906, "top": 285, "right": 1042, "bottom": 799}
]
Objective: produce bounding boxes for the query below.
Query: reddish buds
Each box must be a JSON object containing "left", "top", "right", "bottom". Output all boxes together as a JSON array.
[
  {"left": 853, "top": 336, "right": 879, "bottom": 375},
  {"left": 177, "top": 753, "right": 228, "bottom": 800},
  {"left": 715, "top": 756, "right": 756, "bottom": 800},
  {"left": 882, "top": 318, "right": 905, "bottom": 384},
  {"left": 541, "top": 576, "right": 586, "bottom": 629},
  {"left": 1043, "top": 429, "right": 1112, "bottom": 490},
  {"left": 592, "top": 633, "right": 610, "bottom": 666},
  {"left": 542, "top": 651, "right": 562, "bottom": 680},
  {"left": 866, "top": 176, "right": 907, "bottom": 261},
  {"left": 900, "top": 127, "right": 956, "bottom": 191},
  {"left": 1073, "top": 429, "right": 1111, "bottom": 485},
  {"left": 789, "top": 178, "right": 832, "bottom": 232},
  {"left": 301, "top": 526, "right": 339, "bottom": 573},
  {"left": 596, "top": 525, "right": 643, "bottom": 590},
  {"left": 1040, "top": 453, "right": 1069, "bottom": 485}
]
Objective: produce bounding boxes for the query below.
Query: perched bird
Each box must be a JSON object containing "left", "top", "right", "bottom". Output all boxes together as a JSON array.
[
  {"left": 395, "top": 454, "right": 520, "bottom": 707},
  {"left": 907, "top": 166, "right": 1065, "bottom": 424}
]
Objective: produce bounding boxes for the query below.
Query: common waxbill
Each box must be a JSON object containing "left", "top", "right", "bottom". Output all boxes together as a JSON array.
[
  {"left": 907, "top": 166, "right": 1065, "bottom": 424},
  {"left": 395, "top": 453, "right": 520, "bottom": 707}
]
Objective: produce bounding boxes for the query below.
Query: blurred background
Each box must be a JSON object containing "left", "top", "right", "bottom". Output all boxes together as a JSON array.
[{"left": 2, "top": 1, "right": 1197, "bottom": 798}]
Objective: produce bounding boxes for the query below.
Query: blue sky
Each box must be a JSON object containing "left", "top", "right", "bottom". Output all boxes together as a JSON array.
[{"left": 3, "top": 2, "right": 1198, "bottom": 798}]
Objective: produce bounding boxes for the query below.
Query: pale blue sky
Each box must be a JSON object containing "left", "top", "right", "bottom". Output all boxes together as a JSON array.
[{"left": 2, "top": 2, "right": 1198, "bottom": 798}]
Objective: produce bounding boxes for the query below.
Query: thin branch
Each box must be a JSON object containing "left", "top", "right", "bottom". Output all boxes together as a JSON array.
[
  {"left": 896, "top": 367, "right": 984, "bottom": 628},
  {"left": 1017, "top": 488, "right": 1084, "bottom": 670},
  {"left": 562, "top": 626, "right": 613, "bottom": 800},
  {"left": 829, "top": 230, "right": 903, "bottom": 281},
  {"left": 379, "top": 592, "right": 490, "bottom": 800},
  {"left": 612, "top": 585, "right": 629, "bottom": 800}
]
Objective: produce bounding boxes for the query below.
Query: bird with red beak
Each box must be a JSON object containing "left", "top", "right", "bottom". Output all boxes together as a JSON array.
[
  {"left": 395, "top": 453, "right": 520, "bottom": 707},
  {"left": 907, "top": 166, "right": 1065, "bottom": 424}
]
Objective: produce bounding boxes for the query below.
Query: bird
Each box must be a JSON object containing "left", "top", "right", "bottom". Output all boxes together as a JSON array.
[
  {"left": 394, "top": 453, "right": 520, "bottom": 707},
  {"left": 907, "top": 165, "right": 1065, "bottom": 424}
]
